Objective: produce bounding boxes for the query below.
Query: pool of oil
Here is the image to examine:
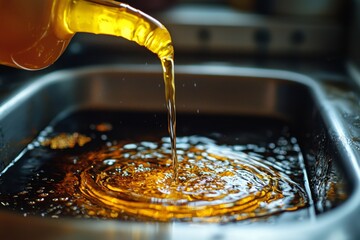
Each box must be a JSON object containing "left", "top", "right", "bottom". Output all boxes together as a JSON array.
[{"left": 0, "top": 110, "right": 310, "bottom": 222}]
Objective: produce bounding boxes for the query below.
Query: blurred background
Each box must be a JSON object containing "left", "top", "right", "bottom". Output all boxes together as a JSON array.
[
  {"left": 62, "top": 0, "right": 358, "bottom": 84},
  {"left": 0, "top": 0, "right": 359, "bottom": 90}
]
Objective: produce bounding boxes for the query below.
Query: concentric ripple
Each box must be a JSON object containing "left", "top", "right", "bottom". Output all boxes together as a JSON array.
[{"left": 65, "top": 136, "right": 308, "bottom": 222}]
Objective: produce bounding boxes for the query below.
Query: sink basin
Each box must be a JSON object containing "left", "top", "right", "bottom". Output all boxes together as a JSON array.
[{"left": 0, "top": 65, "right": 359, "bottom": 239}]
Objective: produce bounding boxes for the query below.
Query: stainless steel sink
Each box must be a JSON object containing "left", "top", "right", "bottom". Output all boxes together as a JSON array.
[{"left": 0, "top": 65, "right": 359, "bottom": 239}]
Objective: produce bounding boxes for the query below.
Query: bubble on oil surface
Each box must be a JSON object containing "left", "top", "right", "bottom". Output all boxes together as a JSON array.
[{"left": 55, "top": 135, "right": 307, "bottom": 222}]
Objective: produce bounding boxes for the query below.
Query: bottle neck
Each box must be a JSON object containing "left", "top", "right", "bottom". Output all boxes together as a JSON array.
[{"left": 54, "top": 0, "right": 174, "bottom": 59}]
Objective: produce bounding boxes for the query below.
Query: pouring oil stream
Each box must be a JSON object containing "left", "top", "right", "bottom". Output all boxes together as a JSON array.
[{"left": 57, "top": 0, "right": 179, "bottom": 180}]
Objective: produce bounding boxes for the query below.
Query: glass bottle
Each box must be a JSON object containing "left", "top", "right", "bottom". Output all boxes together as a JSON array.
[{"left": 0, "top": 0, "right": 174, "bottom": 70}]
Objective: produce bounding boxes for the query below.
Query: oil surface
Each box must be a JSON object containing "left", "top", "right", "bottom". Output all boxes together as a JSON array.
[{"left": 0, "top": 111, "right": 309, "bottom": 222}]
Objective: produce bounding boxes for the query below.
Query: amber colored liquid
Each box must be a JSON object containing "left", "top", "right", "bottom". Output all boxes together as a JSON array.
[{"left": 76, "top": 136, "right": 307, "bottom": 221}]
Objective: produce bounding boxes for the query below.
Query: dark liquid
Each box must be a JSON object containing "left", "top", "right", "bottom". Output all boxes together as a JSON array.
[{"left": 0, "top": 111, "right": 309, "bottom": 222}]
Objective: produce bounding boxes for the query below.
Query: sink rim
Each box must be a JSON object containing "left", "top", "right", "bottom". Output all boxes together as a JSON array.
[{"left": 0, "top": 64, "right": 359, "bottom": 239}]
